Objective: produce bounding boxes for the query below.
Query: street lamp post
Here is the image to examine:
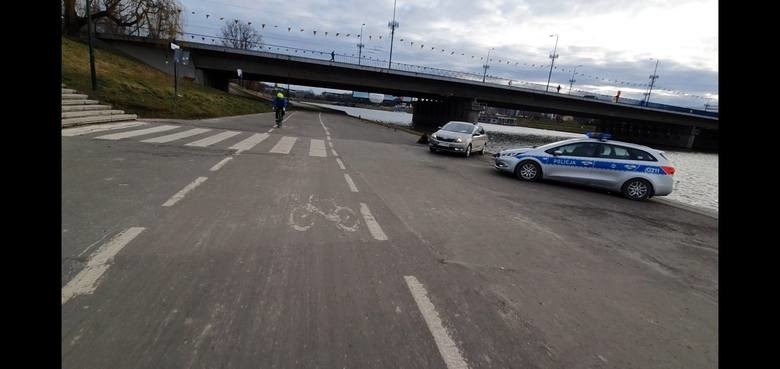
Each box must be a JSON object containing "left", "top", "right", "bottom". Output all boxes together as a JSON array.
[
  {"left": 387, "top": 0, "right": 399, "bottom": 69},
  {"left": 482, "top": 48, "right": 494, "bottom": 83},
  {"left": 568, "top": 64, "right": 582, "bottom": 94},
  {"left": 643, "top": 59, "right": 660, "bottom": 106},
  {"left": 357, "top": 23, "right": 365, "bottom": 65},
  {"left": 704, "top": 97, "right": 715, "bottom": 111},
  {"left": 545, "top": 34, "right": 559, "bottom": 93},
  {"left": 85, "top": 0, "right": 97, "bottom": 91}
]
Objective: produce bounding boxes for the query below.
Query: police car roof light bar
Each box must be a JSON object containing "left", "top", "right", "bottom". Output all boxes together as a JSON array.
[{"left": 585, "top": 132, "right": 611, "bottom": 141}]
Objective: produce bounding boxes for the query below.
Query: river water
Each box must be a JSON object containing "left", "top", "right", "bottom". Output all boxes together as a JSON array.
[{"left": 307, "top": 103, "right": 718, "bottom": 212}]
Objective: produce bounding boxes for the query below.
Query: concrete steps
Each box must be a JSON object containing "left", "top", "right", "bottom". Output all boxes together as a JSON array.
[
  {"left": 62, "top": 114, "right": 138, "bottom": 128},
  {"left": 61, "top": 104, "right": 112, "bottom": 112},
  {"left": 62, "top": 93, "right": 89, "bottom": 100},
  {"left": 62, "top": 99, "right": 100, "bottom": 105},
  {"left": 61, "top": 84, "right": 138, "bottom": 127},
  {"left": 62, "top": 110, "right": 127, "bottom": 119}
]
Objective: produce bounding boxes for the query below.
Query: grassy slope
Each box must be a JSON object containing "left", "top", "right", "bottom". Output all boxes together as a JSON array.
[{"left": 62, "top": 37, "right": 271, "bottom": 119}]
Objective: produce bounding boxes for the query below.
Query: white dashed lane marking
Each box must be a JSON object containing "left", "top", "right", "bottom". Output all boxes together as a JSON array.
[
  {"left": 359, "top": 203, "right": 387, "bottom": 241},
  {"left": 62, "top": 227, "right": 146, "bottom": 304},
  {"left": 404, "top": 276, "right": 470, "bottom": 369},
  {"left": 344, "top": 174, "right": 359, "bottom": 192},
  {"left": 209, "top": 157, "right": 233, "bottom": 171},
  {"left": 162, "top": 177, "right": 208, "bottom": 207}
]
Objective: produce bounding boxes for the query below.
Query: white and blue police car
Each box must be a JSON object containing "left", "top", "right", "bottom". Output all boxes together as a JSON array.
[{"left": 493, "top": 132, "right": 676, "bottom": 200}]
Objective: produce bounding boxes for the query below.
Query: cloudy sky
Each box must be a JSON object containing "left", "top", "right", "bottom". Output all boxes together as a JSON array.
[{"left": 177, "top": 0, "right": 718, "bottom": 109}]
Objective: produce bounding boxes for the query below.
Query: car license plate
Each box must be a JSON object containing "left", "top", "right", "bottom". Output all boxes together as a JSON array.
[{"left": 439, "top": 142, "right": 449, "bottom": 147}]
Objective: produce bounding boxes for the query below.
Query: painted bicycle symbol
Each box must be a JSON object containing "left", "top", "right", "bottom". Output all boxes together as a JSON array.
[{"left": 288, "top": 195, "right": 360, "bottom": 232}]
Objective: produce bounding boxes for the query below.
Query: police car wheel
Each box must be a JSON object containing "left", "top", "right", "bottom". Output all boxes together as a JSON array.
[
  {"left": 515, "top": 161, "right": 541, "bottom": 181},
  {"left": 429, "top": 146, "right": 437, "bottom": 153},
  {"left": 464, "top": 145, "right": 472, "bottom": 158},
  {"left": 622, "top": 178, "right": 652, "bottom": 201}
]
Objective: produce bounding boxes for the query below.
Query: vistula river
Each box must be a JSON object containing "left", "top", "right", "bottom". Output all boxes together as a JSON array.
[{"left": 306, "top": 103, "right": 718, "bottom": 212}]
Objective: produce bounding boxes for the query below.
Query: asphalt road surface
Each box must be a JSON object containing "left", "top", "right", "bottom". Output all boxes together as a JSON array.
[{"left": 62, "top": 110, "right": 718, "bottom": 369}]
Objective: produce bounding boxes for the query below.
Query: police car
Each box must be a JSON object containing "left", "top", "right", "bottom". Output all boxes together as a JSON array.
[{"left": 493, "top": 132, "right": 676, "bottom": 200}]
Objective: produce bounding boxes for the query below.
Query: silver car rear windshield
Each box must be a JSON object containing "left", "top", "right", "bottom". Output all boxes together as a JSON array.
[{"left": 442, "top": 122, "right": 474, "bottom": 133}]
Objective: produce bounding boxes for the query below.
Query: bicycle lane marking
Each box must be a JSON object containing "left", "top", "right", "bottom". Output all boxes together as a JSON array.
[
  {"left": 318, "top": 112, "right": 389, "bottom": 241},
  {"left": 288, "top": 194, "right": 360, "bottom": 232}
]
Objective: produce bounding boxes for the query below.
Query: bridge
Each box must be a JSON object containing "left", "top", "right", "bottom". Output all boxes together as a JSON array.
[{"left": 96, "top": 33, "right": 718, "bottom": 150}]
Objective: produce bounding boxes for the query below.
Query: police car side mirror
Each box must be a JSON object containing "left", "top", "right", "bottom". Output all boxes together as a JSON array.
[{"left": 553, "top": 150, "right": 563, "bottom": 156}]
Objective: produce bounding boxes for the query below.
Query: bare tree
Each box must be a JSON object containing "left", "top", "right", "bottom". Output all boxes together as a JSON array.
[
  {"left": 140, "top": 0, "right": 182, "bottom": 39},
  {"left": 221, "top": 20, "right": 262, "bottom": 50},
  {"left": 62, "top": 0, "right": 182, "bottom": 39}
]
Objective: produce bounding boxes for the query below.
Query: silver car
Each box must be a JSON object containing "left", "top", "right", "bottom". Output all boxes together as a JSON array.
[
  {"left": 429, "top": 121, "right": 488, "bottom": 158},
  {"left": 493, "top": 133, "right": 676, "bottom": 200}
]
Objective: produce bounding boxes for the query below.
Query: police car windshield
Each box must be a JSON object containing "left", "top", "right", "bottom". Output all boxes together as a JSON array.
[{"left": 442, "top": 122, "right": 474, "bottom": 133}]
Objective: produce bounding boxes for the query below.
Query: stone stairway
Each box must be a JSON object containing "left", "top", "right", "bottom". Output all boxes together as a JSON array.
[{"left": 61, "top": 84, "right": 137, "bottom": 127}]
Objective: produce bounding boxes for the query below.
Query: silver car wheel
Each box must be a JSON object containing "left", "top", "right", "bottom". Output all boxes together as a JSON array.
[
  {"left": 623, "top": 179, "right": 652, "bottom": 200},
  {"left": 520, "top": 163, "right": 537, "bottom": 180},
  {"left": 627, "top": 181, "right": 648, "bottom": 198}
]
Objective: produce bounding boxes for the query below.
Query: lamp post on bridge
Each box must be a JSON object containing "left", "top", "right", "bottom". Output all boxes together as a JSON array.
[
  {"left": 482, "top": 47, "right": 494, "bottom": 83},
  {"left": 545, "top": 33, "right": 559, "bottom": 92},
  {"left": 387, "top": 0, "right": 399, "bottom": 69},
  {"left": 568, "top": 64, "right": 582, "bottom": 94},
  {"left": 643, "top": 58, "right": 660, "bottom": 106},
  {"left": 357, "top": 23, "right": 366, "bottom": 65}
]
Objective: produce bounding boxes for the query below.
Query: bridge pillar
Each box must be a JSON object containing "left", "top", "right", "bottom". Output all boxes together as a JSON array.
[
  {"left": 412, "top": 97, "right": 481, "bottom": 132},
  {"left": 685, "top": 126, "right": 699, "bottom": 149}
]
